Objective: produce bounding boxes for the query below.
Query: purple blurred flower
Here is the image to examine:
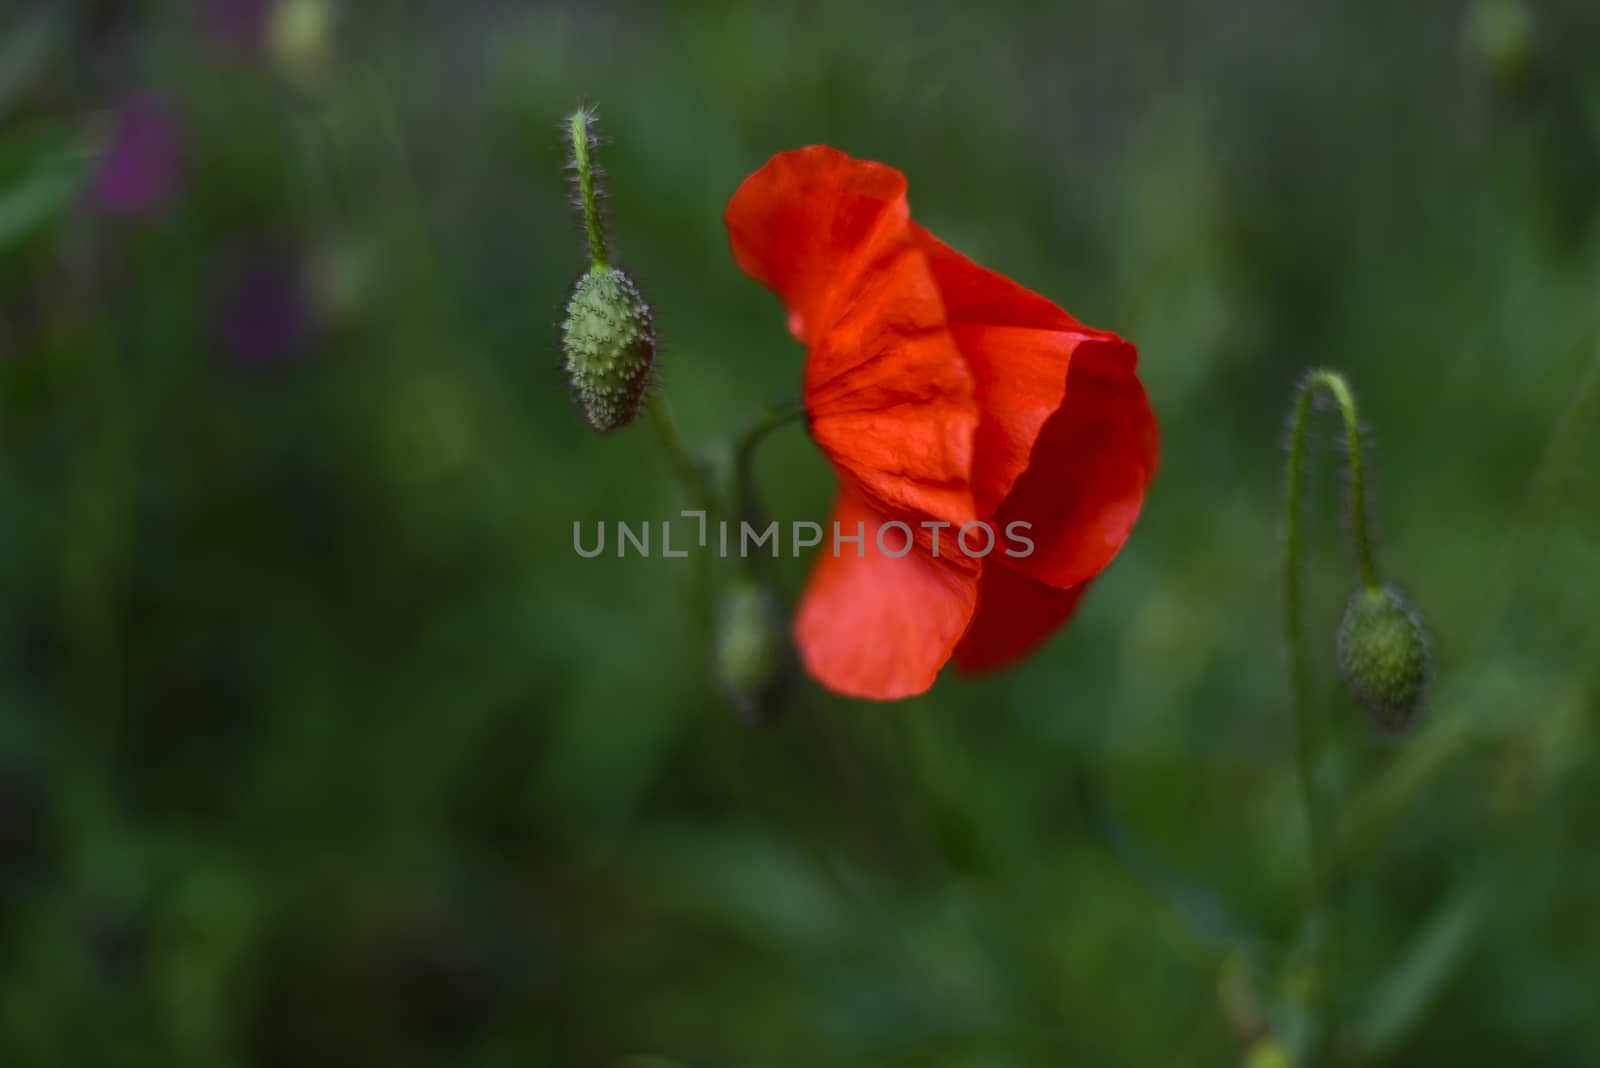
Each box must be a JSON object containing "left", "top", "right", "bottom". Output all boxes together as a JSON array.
[
  {"left": 90, "top": 93, "right": 185, "bottom": 217},
  {"left": 213, "top": 241, "right": 318, "bottom": 369}
]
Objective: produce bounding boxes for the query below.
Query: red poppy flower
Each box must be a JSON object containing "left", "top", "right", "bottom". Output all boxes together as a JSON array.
[{"left": 725, "top": 146, "right": 1157, "bottom": 700}]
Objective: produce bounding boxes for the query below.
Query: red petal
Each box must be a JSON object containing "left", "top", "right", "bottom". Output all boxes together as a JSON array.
[
  {"left": 915, "top": 227, "right": 1137, "bottom": 518},
  {"left": 794, "top": 486, "right": 980, "bottom": 700},
  {"left": 993, "top": 347, "right": 1157, "bottom": 591},
  {"left": 953, "top": 565, "right": 1089, "bottom": 674},
  {"left": 804, "top": 260, "right": 978, "bottom": 529},
  {"left": 725, "top": 145, "right": 910, "bottom": 347},
  {"left": 727, "top": 147, "right": 979, "bottom": 532}
]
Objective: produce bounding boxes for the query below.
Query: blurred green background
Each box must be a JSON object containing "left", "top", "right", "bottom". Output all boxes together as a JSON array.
[{"left": 3, "top": 1, "right": 1600, "bottom": 1064}]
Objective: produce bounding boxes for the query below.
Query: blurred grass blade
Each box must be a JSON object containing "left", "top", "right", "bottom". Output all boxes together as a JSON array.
[
  {"left": 1324, "top": 703, "right": 1512, "bottom": 893},
  {"left": 0, "top": 11, "right": 65, "bottom": 120},
  {"left": 1079, "top": 776, "right": 1256, "bottom": 952},
  {"left": 0, "top": 126, "right": 94, "bottom": 253},
  {"left": 1351, "top": 874, "right": 1494, "bottom": 1058},
  {"left": 1581, "top": 81, "right": 1600, "bottom": 147}
]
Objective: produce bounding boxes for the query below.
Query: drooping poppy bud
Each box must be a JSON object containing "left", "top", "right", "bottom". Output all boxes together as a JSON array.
[
  {"left": 561, "top": 265, "right": 655, "bottom": 432},
  {"left": 715, "top": 580, "right": 789, "bottom": 722},
  {"left": 1337, "top": 585, "right": 1431, "bottom": 733},
  {"left": 559, "top": 107, "right": 655, "bottom": 432}
]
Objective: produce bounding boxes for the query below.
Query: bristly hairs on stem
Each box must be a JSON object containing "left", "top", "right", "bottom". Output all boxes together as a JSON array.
[
  {"left": 1279, "top": 367, "right": 1433, "bottom": 1060},
  {"left": 565, "top": 105, "right": 609, "bottom": 269},
  {"left": 1280, "top": 369, "right": 1363, "bottom": 1064},
  {"left": 1286, "top": 369, "right": 1379, "bottom": 593},
  {"left": 558, "top": 104, "right": 655, "bottom": 433}
]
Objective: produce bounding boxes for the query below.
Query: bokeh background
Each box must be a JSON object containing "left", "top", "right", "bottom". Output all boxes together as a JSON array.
[{"left": 3, "top": 1, "right": 1600, "bottom": 1064}]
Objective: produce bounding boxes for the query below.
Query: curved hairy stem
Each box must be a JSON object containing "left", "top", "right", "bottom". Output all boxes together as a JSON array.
[{"left": 1282, "top": 368, "right": 1379, "bottom": 1060}]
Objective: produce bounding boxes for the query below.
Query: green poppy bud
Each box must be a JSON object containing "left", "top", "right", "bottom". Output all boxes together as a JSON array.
[
  {"left": 269, "top": 0, "right": 333, "bottom": 88},
  {"left": 715, "top": 580, "right": 789, "bottom": 722},
  {"left": 1244, "top": 1042, "right": 1291, "bottom": 1068},
  {"left": 562, "top": 266, "right": 655, "bottom": 432},
  {"left": 1337, "top": 585, "right": 1431, "bottom": 733},
  {"left": 1464, "top": 0, "right": 1534, "bottom": 95},
  {"left": 558, "top": 107, "right": 657, "bottom": 432}
]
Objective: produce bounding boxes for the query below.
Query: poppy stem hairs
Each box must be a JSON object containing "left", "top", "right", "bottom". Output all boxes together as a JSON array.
[
  {"left": 1280, "top": 368, "right": 1433, "bottom": 1060},
  {"left": 567, "top": 108, "right": 608, "bottom": 270},
  {"left": 560, "top": 108, "right": 657, "bottom": 434}
]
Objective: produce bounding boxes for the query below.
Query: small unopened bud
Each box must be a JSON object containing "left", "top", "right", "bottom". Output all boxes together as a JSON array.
[
  {"left": 1464, "top": 0, "right": 1534, "bottom": 95},
  {"left": 269, "top": 0, "right": 333, "bottom": 88},
  {"left": 1244, "top": 1041, "right": 1292, "bottom": 1068},
  {"left": 715, "top": 581, "right": 789, "bottom": 722},
  {"left": 1337, "top": 586, "right": 1431, "bottom": 733},
  {"left": 562, "top": 266, "right": 655, "bottom": 432}
]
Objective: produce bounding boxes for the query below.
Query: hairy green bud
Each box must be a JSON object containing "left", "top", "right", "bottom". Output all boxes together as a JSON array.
[
  {"left": 715, "top": 581, "right": 789, "bottom": 722},
  {"left": 558, "top": 107, "right": 656, "bottom": 432},
  {"left": 562, "top": 266, "right": 655, "bottom": 432},
  {"left": 1337, "top": 586, "right": 1431, "bottom": 733}
]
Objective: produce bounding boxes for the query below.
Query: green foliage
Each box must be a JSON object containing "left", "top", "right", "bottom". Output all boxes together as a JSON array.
[{"left": 0, "top": 125, "right": 91, "bottom": 255}]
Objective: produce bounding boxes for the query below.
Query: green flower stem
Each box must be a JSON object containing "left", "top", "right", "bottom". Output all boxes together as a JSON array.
[
  {"left": 643, "top": 391, "right": 805, "bottom": 563},
  {"left": 733, "top": 400, "right": 806, "bottom": 523},
  {"left": 730, "top": 399, "right": 806, "bottom": 582},
  {"left": 1283, "top": 369, "right": 1380, "bottom": 1060},
  {"left": 568, "top": 109, "right": 608, "bottom": 269},
  {"left": 645, "top": 393, "right": 719, "bottom": 518},
  {"left": 1288, "top": 371, "right": 1380, "bottom": 594}
]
